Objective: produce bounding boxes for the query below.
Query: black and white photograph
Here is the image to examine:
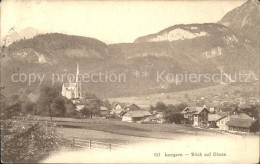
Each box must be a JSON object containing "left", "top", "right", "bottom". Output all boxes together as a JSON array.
[{"left": 0, "top": 0, "right": 259, "bottom": 163}]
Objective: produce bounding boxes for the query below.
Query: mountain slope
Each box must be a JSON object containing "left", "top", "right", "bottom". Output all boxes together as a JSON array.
[
  {"left": 133, "top": 23, "right": 257, "bottom": 69},
  {"left": 218, "top": 0, "right": 260, "bottom": 44},
  {"left": 2, "top": 33, "right": 109, "bottom": 65}
]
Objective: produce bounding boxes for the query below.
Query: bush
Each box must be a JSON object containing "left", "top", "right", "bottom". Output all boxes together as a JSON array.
[{"left": 1, "top": 118, "right": 66, "bottom": 163}]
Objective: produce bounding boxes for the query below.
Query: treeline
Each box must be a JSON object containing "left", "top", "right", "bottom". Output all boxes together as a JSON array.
[{"left": 1, "top": 85, "right": 111, "bottom": 120}]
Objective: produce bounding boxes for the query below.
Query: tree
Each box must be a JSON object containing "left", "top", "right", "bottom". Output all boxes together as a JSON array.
[
  {"left": 82, "top": 99, "right": 101, "bottom": 118},
  {"left": 64, "top": 101, "right": 77, "bottom": 117},
  {"left": 155, "top": 101, "right": 167, "bottom": 112},
  {"left": 176, "top": 103, "right": 187, "bottom": 112},
  {"left": 1, "top": 94, "right": 22, "bottom": 119},
  {"left": 21, "top": 101, "right": 35, "bottom": 114},
  {"left": 164, "top": 109, "right": 183, "bottom": 124},
  {"left": 37, "top": 86, "right": 60, "bottom": 121},
  {"left": 51, "top": 96, "right": 66, "bottom": 117},
  {"left": 149, "top": 105, "right": 155, "bottom": 112}
]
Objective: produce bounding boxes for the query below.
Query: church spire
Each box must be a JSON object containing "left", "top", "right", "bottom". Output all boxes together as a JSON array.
[{"left": 76, "top": 62, "right": 79, "bottom": 80}]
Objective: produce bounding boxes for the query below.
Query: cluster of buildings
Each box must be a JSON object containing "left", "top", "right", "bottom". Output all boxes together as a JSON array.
[
  {"left": 110, "top": 102, "right": 259, "bottom": 134},
  {"left": 61, "top": 64, "right": 259, "bottom": 135},
  {"left": 110, "top": 103, "right": 165, "bottom": 124},
  {"left": 181, "top": 105, "right": 258, "bottom": 134}
]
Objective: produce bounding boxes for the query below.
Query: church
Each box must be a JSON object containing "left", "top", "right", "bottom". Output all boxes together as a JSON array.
[{"left": 62, "top": 63, "right": 82, "bottom": 100}]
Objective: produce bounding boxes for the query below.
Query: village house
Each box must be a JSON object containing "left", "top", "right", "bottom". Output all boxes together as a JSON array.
[
  {"left": 181, "top": 107, "right": 197, "bottom": 124},
  {"left": 193, "top": 107, "right": 210, "bottom": 127},
  {"left": 100, "top": 106, "right": 108, "bottom": 116},
  {"left": 208, "top": 112, "right": 227, "bottom": 128},
  {"left": 181, "top": 106, "right": 210, "bottom": 126},
  {"left": 226, "top": 118, "right": 258, "bottom": 134},
  {"left": 122, "top": 110, "right": 152, "bottom": 123},
  {"left": 124, "top": 103, "right": 142, "bottom": 111},
  {"left": 110, "top": 103, "right": 125, "bottom": 116},
  {"left": 216, "top": 113, "right": 253, "bottom": 131},
  {"left": 143, "top": 112, "right": 166, "bottom": 124}
]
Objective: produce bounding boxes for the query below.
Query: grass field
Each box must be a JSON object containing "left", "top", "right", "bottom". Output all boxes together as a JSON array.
[{"left": 25, "top": 115, "right": 224, "bottom": 143}]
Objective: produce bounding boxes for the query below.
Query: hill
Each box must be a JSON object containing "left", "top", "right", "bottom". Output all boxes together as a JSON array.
[
  {"left": 1, "top": 0, "right": 259, "bottom": 98},
  {"left": 218, "top": 0, "right": 260, "bottom": 45}
]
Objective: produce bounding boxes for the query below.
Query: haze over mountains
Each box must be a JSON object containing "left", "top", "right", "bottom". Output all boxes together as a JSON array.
[{"left": 1, "top": 0, "right": 259, "bottom": 98}]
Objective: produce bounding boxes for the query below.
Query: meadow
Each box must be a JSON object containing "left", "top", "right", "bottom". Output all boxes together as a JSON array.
[{"left": 25, "top": 115, "right": 224, "bottom": 143}]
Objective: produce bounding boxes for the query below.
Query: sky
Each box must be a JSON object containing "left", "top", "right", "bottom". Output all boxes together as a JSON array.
[{"left": 1, "top": 0, "right": 246, "bottom": 44}]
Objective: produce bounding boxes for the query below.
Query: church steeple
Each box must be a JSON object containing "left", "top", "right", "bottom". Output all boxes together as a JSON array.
[
  {"left": 76, "top": 62, "right": 79, "bottom": 82},
  {"left": 75, "top": 62, "right": 82, "bottom": 99}
]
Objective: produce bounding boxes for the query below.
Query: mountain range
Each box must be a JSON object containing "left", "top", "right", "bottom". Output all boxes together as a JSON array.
[{"left": 1, "top": 0, "right": 259, "bottom": 98}]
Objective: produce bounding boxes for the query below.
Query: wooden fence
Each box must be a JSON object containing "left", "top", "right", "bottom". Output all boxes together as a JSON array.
[{"left": 71, "top": 138, "right": 125, "bottom": 151}]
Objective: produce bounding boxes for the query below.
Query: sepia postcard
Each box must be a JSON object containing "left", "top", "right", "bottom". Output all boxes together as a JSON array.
[{"left": 0, "top": 0, "right": 259, "bottom": 163}]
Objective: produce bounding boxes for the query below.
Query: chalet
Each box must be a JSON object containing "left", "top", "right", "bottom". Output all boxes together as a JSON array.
[
  {"left": 208, "top": 112, "right": 227, "bottom": 127},
  {"left": 204, "top": 103, "right": 219, "bottom": 113},
  {"left": 216, "top": 113, "right": 253, "bottom": 131},
  {"left": 216, "top": 115, "right": 230, "bottom": 131},
  {"left": 181, "top": 107, "right": 197, "bottom": 124},
  {"left": 122, "top": 110, "right": 151, "bottom": 122},
  {"left": 226, "top": 118, "right": 258, "bottom": 134},
  {"left": 100, "top": 106, "right": 108, "bottom": 116},
  {"left": 181, "top": 106, "right": 210, "bottom": 126},
  {"left": 124, "top": 103, "right": 142, "bottom": 111},
  {"left": 193, "top": 107, "right": 210, "bottom": 127},
  {"left": 143, "top": 112, "right": 166, "bottom": 124},
  {"left": 143, "top": 115, "right": 159, "bottom": 124},
  {"left": 110, "top": 103, "right": 125, "bottom": 116}
]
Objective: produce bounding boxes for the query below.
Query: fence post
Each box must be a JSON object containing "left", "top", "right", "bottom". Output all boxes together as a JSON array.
[
  {"left": 109, "top": 143, "right": 112, "bottom": 151},
  {"left": 89, "top": 140, "right": 92, "bottom": 149}
]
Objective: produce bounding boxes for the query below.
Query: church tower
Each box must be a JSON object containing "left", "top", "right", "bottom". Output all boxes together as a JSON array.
[
  {"left": 75, "top": 62, "right": 82, "bottom": 99},
  {"left": 61, "top": 63, "right": 82, "bottom": 100}
]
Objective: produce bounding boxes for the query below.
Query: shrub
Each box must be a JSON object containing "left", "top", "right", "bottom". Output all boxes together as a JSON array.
[{"left": 1, "top": 118, "right": 66, "bottom": 163}]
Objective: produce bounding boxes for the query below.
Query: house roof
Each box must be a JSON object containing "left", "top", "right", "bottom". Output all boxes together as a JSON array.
[
  {"left": 112, "top": 102, "right": 125, "bottom": 108},
  {"left": 100, "top": 106, "right": 108, "bottom": 111},
  {"left": 218, "top": 107, "right": 236, "bottom": 113},
  {"left": 64, "top": 83, "right": 76, "bottom": 87},
  {"left": 215, "top": 112, "right": 228, "bottom": 117},
  {"left": 124, "top": 103, "right": 141, "bottom": 110},
  {"left": 181, "top": 107, "right": 197, "bottom": 114},
  {"left": 238, "top": 103, "right": 252, "bottom": 109},
  {"left": 123, "top": 110, "right": 151, "bottom": 118},
  {"left": 193, "top": 107, "right": 209, "bottom": 114},
  {"left": 75, "top": 105, "right": 85, "bottom": 111},
  {"left": 208, "top": 113, "right": 225, "bottom": 121},
  {"left": 226, "top": 118, "right": 256, "bottom": 128},
  {"left": 181, "top": 106, "right": 209, "bottom": 114},
  {"left": 230, "top": 113, "right": 252, "bottom": 119},
  {"left": 216, "top": 113, "right": 252, "bottom": 122}
]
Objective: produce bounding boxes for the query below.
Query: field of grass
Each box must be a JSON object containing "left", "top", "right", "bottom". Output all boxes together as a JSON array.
[{"left": 24, "top": 115, "right": 224, "bottom": 142}]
